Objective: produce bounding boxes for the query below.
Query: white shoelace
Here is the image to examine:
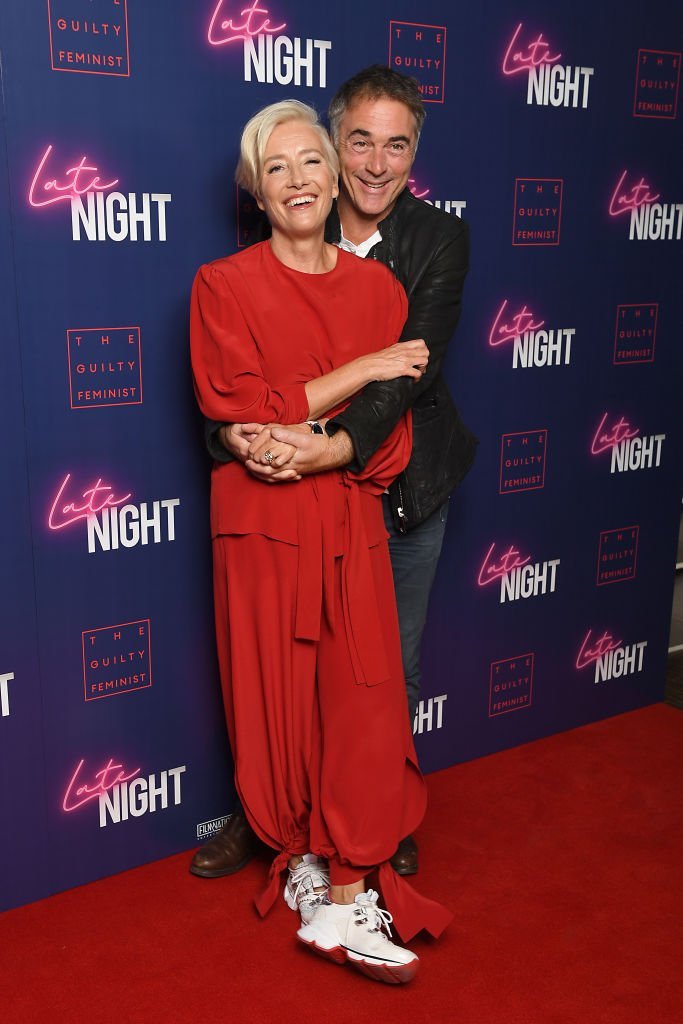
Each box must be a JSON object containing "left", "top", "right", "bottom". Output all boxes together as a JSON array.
[
  {"left": 353, "top": 889, "right": 394, "bottom": 938},
  {"left": 288, "top": 859, "right": 330, "bottom": 909}
]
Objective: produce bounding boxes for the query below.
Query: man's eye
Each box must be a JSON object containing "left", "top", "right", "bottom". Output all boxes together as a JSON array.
[
  {"left": 351, "top": 140, "right": 368, "bottom": 150},
  {"left": 389, "top": 144, "right": 406, "bottom": 154}
]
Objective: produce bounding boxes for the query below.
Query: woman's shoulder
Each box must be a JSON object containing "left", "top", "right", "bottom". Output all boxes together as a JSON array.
[
  {"left": 197, "top": 241, "right": 266, "bottom": 278},
  {"left": 196, "top": 242, "right": 269, "bottom": 285}
]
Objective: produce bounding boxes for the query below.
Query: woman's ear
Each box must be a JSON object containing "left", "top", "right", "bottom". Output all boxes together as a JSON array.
[{"left": 255, "top": 192, "right": 265, "bottom": 212}]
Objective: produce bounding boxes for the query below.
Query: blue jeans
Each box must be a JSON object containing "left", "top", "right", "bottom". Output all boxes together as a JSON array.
[{"left": 382, "top": 494, "right": 449, "bottom": 722}]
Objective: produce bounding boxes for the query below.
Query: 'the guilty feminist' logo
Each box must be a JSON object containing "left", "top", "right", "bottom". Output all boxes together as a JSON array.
[
  {"left": 489, "top": 654, "right": 534, "bottom": 717},
  {"left": 48, "top": 0, "right": 130, "bottom": 76},
  {"left": 389, "top": 21, "right": 446, "bottom": 102},
  {"left": 613, "top": 304, "right": 657, "bottom": 365},
  {"left": 633, "top": 50, "right": 680, "bottom": 119},
  {"left": 82, "top": 619, "right": 152, "bottom": 700},
  {"left": 67, "top": 327, "right": 142, "bottom": 408},
  {"left": 513, "top": 179, "right": 563, "bottom": 245}
]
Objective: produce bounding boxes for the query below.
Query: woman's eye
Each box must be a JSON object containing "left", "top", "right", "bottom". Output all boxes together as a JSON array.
[
  {"left": 267, "top": 164, "right": 284, "bottom": 174},
  {"left": 306, "top": 158, "right": 321, "bottom": 165}
]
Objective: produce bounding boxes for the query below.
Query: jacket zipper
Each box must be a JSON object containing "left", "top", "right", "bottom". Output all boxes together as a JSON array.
[{"left": 396, "top": 479, "right": 408, "bottom": 533}]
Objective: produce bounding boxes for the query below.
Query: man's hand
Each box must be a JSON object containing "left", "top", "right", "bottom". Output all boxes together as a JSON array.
[
  {"left": 241, "top": 426, "right": 354, "bottom": 483},
  {"left": 268, "top": 426, "right": 354, "bottom": 475},
  {"left": 219, "top": 422, "right": 354, "bottom": 483}
]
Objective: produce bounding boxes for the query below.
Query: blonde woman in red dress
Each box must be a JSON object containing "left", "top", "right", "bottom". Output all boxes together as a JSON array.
[{"left": 190, "top": 100, "right": 450, "bottom": 984}]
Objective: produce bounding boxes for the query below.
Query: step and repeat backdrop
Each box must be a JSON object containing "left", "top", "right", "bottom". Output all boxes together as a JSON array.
[{"left": 1, "top": 1, "right": 682, "bottom": 910}]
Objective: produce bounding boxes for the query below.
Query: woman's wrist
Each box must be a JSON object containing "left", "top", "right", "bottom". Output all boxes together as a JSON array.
[{"left": 354, "top": 353, "right": 376, "bottom": 386}]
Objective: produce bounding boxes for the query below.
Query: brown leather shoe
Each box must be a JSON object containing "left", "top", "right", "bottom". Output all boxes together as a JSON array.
[
  {"left": 189, "top": 807, "right": 256, "bottom": 878},
  {"left": 390, "top": 834, "right": 418, "bottom": 876}
]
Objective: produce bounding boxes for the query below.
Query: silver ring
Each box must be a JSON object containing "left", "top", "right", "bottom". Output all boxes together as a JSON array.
[{"left": 263, "top": 450, "right": 274, "bottom": 464}]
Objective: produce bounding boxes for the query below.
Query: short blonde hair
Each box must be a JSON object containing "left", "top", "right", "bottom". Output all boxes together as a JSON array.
[{"left": 236, "top": 100, "right": 339, "bottom": 197}]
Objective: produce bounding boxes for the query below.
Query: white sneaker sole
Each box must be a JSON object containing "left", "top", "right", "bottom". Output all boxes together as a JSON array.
[{"left": 296, "top": 924, "right": 419, "bottom": 984}]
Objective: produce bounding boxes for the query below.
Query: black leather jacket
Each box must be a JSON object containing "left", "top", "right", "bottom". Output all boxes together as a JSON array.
[
  {"left": 326, "top": 189, "right": 477, "bottom": 531},
  {"left": 205, "top": 188, "right": 477, "bottom": 531}
]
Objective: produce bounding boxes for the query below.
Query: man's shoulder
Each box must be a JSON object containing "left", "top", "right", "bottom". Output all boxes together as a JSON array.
[{"left": 395, "top": 190, "right": 467, "bottom": 242}]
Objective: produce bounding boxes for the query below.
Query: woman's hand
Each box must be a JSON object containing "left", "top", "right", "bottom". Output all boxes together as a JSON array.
[
  {"left": 247, "top": 424, "right": 301, "bottom": 467},
  {"left": 358, "top": 338, "right": 429, "bottom": 383},
  {"left": 303, "top": 339, "right": 429, "bottom": 420}
]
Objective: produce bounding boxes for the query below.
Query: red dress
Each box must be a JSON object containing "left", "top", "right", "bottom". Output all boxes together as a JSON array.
[{"left": 190, "top": 242, "right": 451, "bottom": 941}]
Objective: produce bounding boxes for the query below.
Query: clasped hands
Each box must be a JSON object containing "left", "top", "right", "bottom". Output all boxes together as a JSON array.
[
  {"left": 220, "top": 421, "right": 339, "bottom": 483},
  {"left": 219, "top": 336, "right": 429, "bottom": 483}
]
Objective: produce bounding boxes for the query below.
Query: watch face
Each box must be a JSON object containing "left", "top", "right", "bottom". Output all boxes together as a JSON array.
[{"left": 309, "top": 421, "right": 324, "bottom": 434}]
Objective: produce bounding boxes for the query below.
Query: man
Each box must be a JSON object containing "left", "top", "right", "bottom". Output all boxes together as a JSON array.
[{"left": 191, "top": 65, "right": 477, "bottom": 883}]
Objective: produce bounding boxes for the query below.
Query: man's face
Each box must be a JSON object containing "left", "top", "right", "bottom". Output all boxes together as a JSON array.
[{"left": 335, "top": 97, "right": 417, "bottom": 224}]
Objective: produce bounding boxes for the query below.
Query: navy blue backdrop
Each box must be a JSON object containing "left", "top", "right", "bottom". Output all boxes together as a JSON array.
[{"left": 1, "top": 0, "right": 681, "bottom": 911}]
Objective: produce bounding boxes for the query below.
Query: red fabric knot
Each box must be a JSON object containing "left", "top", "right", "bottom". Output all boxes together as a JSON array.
[
  {"left": 378, "top": 861, "right": 453, "bottom": 943},
  {"left": 254, "top": 849, "right": 291, "bottom": 918}
]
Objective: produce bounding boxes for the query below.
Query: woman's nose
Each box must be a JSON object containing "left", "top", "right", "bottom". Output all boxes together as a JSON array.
[{"left": 288, "top": 166, "right": 308, "bottom": 190}]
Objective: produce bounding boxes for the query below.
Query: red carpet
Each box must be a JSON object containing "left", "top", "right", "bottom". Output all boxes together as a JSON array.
[{"left": 3, "top": 704, "right": 682, "bottom": 1024}]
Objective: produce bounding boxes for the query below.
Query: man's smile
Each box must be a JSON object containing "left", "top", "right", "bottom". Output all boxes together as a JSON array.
[{"left": 357, "top": 179, "right": 392, "bottom": 190}]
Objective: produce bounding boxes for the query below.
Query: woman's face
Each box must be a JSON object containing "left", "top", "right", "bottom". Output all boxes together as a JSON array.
[{"left": 257, "top": 121, "right": 338, "bottom": 239}]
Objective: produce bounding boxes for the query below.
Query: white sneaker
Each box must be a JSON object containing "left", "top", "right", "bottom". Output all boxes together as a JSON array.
[
  {"left": 297, "top": 889, "right": 419, "bottom": 984},
  {"left": 284, "top": 854, "right": 330, "bottom": 923}
]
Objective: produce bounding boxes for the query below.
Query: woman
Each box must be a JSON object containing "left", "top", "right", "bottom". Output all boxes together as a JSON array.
[{"left": 190, "top": 100, "right": 450, "bottom": 984}]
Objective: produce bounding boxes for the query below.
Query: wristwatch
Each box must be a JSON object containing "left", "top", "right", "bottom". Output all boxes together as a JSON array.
[{"left": 306, "top": 420, "right": 325, "bottom": 434}]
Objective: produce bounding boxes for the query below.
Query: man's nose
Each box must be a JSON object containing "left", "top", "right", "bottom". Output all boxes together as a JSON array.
[{"left": 365, "top": 145, "right": 387, "bottom": 176}]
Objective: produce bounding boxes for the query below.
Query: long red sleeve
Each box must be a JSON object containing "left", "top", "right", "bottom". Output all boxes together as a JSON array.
[{"left": 190, "top": 262, "right": 310, "bottom": 425}]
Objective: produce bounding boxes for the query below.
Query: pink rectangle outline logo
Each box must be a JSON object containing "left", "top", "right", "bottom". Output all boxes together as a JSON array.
[
  {"left": 82, "top": 618, "right": 152, "bottom": 702},
  {"left": 47, "top": 0, "right": 131, "bottom": 77},
  {"left": 488, "top": 652, "right": 534, "bottom": 718},
  {"left": 499, "top": 429, "right": 548, "bottom": 494},
  {"left": 67, "top": 326, "right": 143, "bottom": 409},
  {"left": 613, "top": 303, "right": 658, "bottom": 365},
  {"left": 512, "top": 178, "right": 564, "bottom": 247},
  {"left": 633, "top": 49, "right": 681, "bottom": 119},
  {"left": 388, "top": 20, "right": 447, "bottom": 104},
  {"left": 596, "top": 525, "right": 640, "bottom": 586}
]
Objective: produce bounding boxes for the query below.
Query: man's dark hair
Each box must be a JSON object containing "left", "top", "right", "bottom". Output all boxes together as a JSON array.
[{"left": 328, "top": 65, "right": 426, "bottom": 146}]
